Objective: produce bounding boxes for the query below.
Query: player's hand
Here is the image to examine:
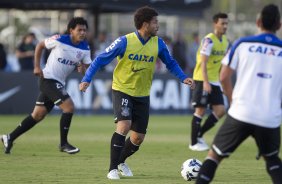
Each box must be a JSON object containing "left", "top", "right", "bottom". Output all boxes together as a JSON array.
[
  {"left": 183, "top": 78, "right": 195, "bottom": 89},
  {"left": 33, "top": 67, "right": 43, "bottom": 77},
  {"left": 79, "top": 82, "right": 90, "bottom": 92},
  {"left": 203, "top": 81, "right": 212, "bottom": 93}
]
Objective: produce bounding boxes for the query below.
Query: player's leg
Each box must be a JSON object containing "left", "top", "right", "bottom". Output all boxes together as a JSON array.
[
  {"left": 117, "top": 131, "right": 144, "bottom": 177},
  {"left": 190, "top": 107, "right": 207, "bottom": 150},
  {"left": 57, "top": 97, "right": 78, "bottom": 154},
  {"left": 117, "top": 95, "right": 149, "bottom": 177},
  {"left": 199, "top": 85, "right": 225, "bottom": 138},
  {"left": 108, "top": 90, "right": 133, "bottom": 179},
  {"left": 39, "top": 78, "right": 78, "bottom": 154},
  {"left": 119, "top": 131, "right": 144, "bottom": 164},
  {"left": 198, "top": 105, "right": 224, "bottom": 137},
  {"left": 1, "top": 92, "right": 52, "bottom": 154},
  {"left": 190, "top": 81, "right": 208, "bottom": 151},
  {"left": 110, "top": 120, "right": 131, "bottom": 171},
  {"left": 108, "top": 120, "right": 131, "bottom": 179},
  {"left": 196, "top": 115, "right": 251, "bottom": 183},
  {"left": 254, "top": 126, "right": 282, "bottom": 184},
  {"left": 196, "top": 150, "right": 222, "bottom": 184}
]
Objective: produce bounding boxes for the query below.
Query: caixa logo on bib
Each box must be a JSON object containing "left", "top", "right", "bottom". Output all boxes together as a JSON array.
[{"left": 61, "top": 74, "right": 192, "bottom": 114}]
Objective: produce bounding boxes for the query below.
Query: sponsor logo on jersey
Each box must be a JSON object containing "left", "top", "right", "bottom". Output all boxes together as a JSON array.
[
  {"left": 249, "top": 45, "right": 282, "bottom": 57},
  {"left": 211, "top": 50, "right": 225, "bottom": 56},
  {"left": 57, "top": 58, "right": 77, "bottom": 66},
  {"left": 131, "top": 67, "right": 146, "bottom": 72},
  {"left": 128, "top": 54, "right": 154, "bottom": 62},
  {"left": 201, "top": 38, "right": 212, "bottom": 52},
  {"left": 257, "top": 72, "right": 272, "bottom": 79},
  {"left": 105, "top": 38, "right": 121, "bottom": 53},
  {"left": 213, "top": 60, "right": 221, "bottom": 64},
  {"left": 76, "top": 51, "right": 83, "bottom": 59}
]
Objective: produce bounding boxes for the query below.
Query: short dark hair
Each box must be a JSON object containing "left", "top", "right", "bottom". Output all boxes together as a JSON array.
[
  {"left": 134, "top": 6, "right": 158, "bottom": 30},
  {"left": 260, "top": 4, "right": 280, "bottom": 32},
  {"left": 213, "top": 13, "right": 228, "bottom": 23},
  {"left": 67, "top": 17, "right": 88, "bottom": 34}
]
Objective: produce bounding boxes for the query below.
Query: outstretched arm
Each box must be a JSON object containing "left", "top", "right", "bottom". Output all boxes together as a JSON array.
[
  {"left": 158, "top": 38, "right": 194, "bottom": 88},
  {"left": 80, "top": 36, "right": 126, "bottom": 92}
]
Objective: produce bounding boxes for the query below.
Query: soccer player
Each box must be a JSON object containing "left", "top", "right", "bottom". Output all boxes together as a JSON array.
[
  {"left": 79, "top": 6, "right": 194, "bottom": 180},
  {"left": 196, "top": 4, "right": 282, "bottom": 184},
  {"left": 189, "top": 13, "right": 229, "bottom": 151},
  {"left": 1, "top": 17, "right": 92, "bottom": 154}
]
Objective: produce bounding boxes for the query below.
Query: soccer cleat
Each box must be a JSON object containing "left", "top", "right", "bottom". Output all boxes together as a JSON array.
[
  {"left": 1, "top": 134, "right": 13, "bottom": 154},
  {"left": 59, "top": 143, "right": 80, "bottom": 154},
  {"left": 107, "top": 169, "right": 120, "bottom": 179},
  {"left": 118, "top": 163, "right": 133, "bottom": 177},
  {"left": 197, "top": 137, "right": 209, "bottom": 148},
  {"left": 189, "top": 142, "right": 209, "bottom": 151}
]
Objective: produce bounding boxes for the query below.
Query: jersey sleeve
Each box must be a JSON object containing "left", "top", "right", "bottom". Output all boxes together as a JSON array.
[
  {"left": 199, "top": 38, "right": 213, "bottom": 56},
  {"left": 81, "top": 36, "right": 127, "bottom": 83},
  {"left": 82, "top": 49, "right": 92, "bottom": 65},
  {"left": 158, "top": 37, "right": 188, "bottom": 82},
  {"left": 221, "top": 40, "right": 240, "bottom": 70},
  {"left": 44, "top": 34, "right": 60, "bottom": 49}
]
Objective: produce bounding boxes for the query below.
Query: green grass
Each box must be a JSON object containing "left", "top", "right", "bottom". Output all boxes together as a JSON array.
[{"left": 0, "top": 115, "right": 278, "bottom": 184}]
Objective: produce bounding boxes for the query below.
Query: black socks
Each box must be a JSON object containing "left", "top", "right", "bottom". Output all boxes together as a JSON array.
[
  {"left": 191, "top": 115, "right": 202, "bottom": 145},
  {"left": 109, "top": 132, "right": 126, "bottom": 171},
  {"left": 199, "top": 113, "right": 218, "bottom": 137},
  {"left": 119, "top": 137, "right": 140, "bottom": 164},
  {"left": 196, "top": 158, "right": 218, "bottom": 184},
  {"left": 60, "top": 113, "right": 73, "bottom": 145},
  {"left": 9, "top": 115, "right": 37, "bottom": 142}
]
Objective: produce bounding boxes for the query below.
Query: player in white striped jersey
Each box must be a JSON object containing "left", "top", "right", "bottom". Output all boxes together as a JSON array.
[
  {"left": 1, "top": 17, "right": 92, "bottom": 154},
  {"left": 196, "top": 4, "right": 282, "bottom": 184}
]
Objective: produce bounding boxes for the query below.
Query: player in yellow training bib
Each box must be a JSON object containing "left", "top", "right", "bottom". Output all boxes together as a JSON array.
[
  {"left": 189, "top": 12, "right": 229, "bottom": 152},
  {"left": 79, "top": 6, "right": 194, "bottom": 180}
]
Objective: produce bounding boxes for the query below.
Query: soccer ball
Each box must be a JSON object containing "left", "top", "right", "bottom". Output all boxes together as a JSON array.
[{"left": 181, "top": 158, "right": 202, "bottom": 181}]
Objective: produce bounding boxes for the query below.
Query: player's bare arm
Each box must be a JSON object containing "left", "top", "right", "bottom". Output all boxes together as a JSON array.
[
  {"left": 33, "top": 41, "right": 45, "bottom": 77},
  {"left": 200, "top": 54, "right": 211, "bottom": 93},
  {"left": 220, "top": 64, "right": 234, "bottom": 104}
]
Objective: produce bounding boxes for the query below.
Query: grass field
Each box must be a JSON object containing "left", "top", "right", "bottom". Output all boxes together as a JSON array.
[{"left": 0, "top": 115, "right": 277, "bottom": 184}]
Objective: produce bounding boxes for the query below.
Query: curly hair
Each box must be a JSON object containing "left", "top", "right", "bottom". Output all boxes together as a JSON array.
[
  {"left": 67, "top": 17, "right": 88, "bottom": 34},
  {"left": 134, "top": 6, "right": 158, "bottom": 30}
]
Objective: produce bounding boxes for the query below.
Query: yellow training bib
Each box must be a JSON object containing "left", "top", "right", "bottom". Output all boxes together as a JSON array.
[
  {"left": 112, "top": 32, "right": 158, "bottom": 96},
  {"left": 193, "top": 33, "right": 228, "bottom": 82}
]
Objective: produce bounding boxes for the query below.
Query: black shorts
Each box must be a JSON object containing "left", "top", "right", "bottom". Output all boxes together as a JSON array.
[
  {"left": 36, "top": 78, "right": 70, "bottom": 112},
  {"left": 112, "top": 90, "right": 150, "bottom": 134},
  {"left": 191, "top": 80, "right": 224, "bottom": 108},
  {"left": 212, "top": 114, "right": 281, "bottom": 158}
]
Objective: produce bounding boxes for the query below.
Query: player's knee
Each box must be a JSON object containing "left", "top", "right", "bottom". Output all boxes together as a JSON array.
[
  {"left": 131, "top": 135, "right": 144, "bottom": 145},
  {"left": 195, "top": 108, "right": 205, "bottom": 117},
  {"left": 214, "top": 108, "right": 225, "bottom": 118},
  {"left": 31, "top": 112, "right": 46, "bottom": 122},
  {"left": 62, "top": 104, "right": 74, "bottom": 113},
  {"left": 60, "top": 98, "right": 75, "bottom": 113},
  {"left": 207, "top": 149, "right": 223, "bottom": 163}
]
